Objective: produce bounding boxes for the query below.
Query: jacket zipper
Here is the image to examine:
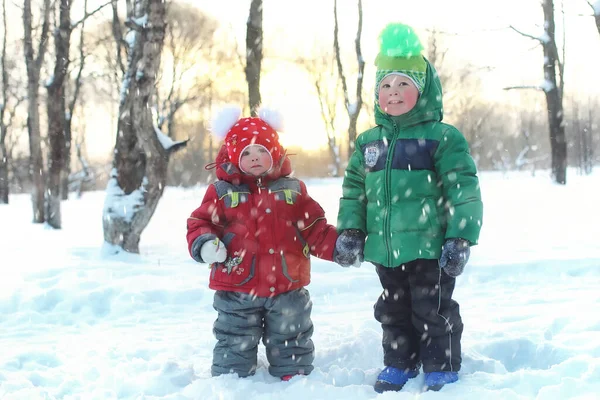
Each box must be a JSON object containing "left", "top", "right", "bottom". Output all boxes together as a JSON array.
[{"left": 383, "top": 122, "right": 398, "bottom": 267}]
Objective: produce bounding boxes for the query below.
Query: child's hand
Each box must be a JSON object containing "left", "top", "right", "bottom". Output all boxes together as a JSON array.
[
  {"left": 200, "top": 238, "right": 228, "bottom": 264},
  {"left": 439, "top": 238, "right": 470, "bottom": 277},
  {"left": 334, "top": 229, "right": 365, "bottom": 267}
]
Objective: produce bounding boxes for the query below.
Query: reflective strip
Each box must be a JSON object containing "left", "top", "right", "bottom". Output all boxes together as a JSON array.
[
  {"left": 230, "top": 192, "right": 239, "bottom": 207},
  {"left": 302, "top": 244, "right": 310, "bottom": 258},
  {"left": 283, "top": 189, "right": 294, "bottom": 204}
]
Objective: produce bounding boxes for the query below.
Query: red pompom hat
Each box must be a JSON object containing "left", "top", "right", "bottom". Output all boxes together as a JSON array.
[{"left": 210, "top": 106, "right": 284, "bottom": 169}]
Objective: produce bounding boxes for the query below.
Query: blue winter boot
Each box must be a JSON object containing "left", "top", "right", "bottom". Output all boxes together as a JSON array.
[
  {"left": 374, "top": 366, "right": 418, "bottom": 393},
  {"left": 424, "top": 371, "right": 458, "bottom": 391}
]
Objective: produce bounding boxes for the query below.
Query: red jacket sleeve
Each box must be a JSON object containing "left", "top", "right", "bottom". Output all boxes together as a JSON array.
[
  {"left": 296, "top": 181, "right": 338, "bottom": 261},
  {"left": 186, "top": 184, "right": 225, "bottom": 261}
]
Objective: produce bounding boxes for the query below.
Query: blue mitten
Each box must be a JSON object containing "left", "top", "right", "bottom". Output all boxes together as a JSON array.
[
  {"left": 439, "top": 238, "right": 470, "bottom": 277},
  {"left": 334, "top": 229, "right": 365, "bottom": 267}
]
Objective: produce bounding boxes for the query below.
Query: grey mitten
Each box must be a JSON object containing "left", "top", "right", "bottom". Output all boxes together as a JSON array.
[
  {"left": 334, "top": 229, "right": 365, "bottom": 267},
  {"left": 439, "top": 238, "right": 470, "bottom": 277}
]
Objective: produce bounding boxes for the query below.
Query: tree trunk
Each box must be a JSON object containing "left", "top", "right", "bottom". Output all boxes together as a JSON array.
[
  {"left": 245, "top": 0, "right": 262, "bottom": 116},
  {"left": 61, "top": 119, "right": 72, "bottom": 200},
  {"left": 542, "top": 0, "right": 567, "bottom": 184},
  {"left": 45, "top": 0, "right": 72, "bottom": 228},
  {"left": 23, "top": 0, "right": 50, "bottom": 223},
  {"left": 592, "top": 2, "right": 600, "bottom": 37},
  {"left": 0, "top": 132, "right": 7, "bottom": 204},
  {"left": 333, "top": 0, "right": 364, "bottom": 162},
  {"left": 103, "top": 0, "right": 167, "bottom": 254},
  {"left": 0, "top": 0, "right": 9, "bottom": 204}
]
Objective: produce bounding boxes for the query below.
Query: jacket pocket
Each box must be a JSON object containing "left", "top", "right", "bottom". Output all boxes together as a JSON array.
[{"left": 210, "top": 226, "right": 257, "bottom": 286}]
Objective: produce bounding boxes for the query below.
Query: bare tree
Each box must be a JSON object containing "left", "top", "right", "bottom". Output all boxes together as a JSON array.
[
  {"left": 62, "top": 0, "right": 88, "bottom": 200},
  {"left": 296, "top": 52, "right": 342, "bottom": 176},
  {"left": 45, "top": 0, "right": 109, "bottom": 227},
  {"left": 0, "top": 0, "right": 24, "bottom": 204},
  {"left": 103, "top": 0, "right": 185, "bottom": 254},
  {"left": 23, "top": 0, "right": 51, "bottom": 222},
  {"left": 44, "top": 0, "right": 73, "bottom": 228},
  {"left": 246, "top": 0, "right": 262, "bottom": 116},
  {"left": 333, "top": 0, "right": 365, "bottom": 161},
  {"left": 157, "top": 3, "right": 217, "bottom": 139},
  {"left": 588, "top": 1, "right": 600, "bottom": 37},
  {"left": 69, "top": 135, "right": 95, "bottom": 197},
  {"left": 508, "top": 0, "right": 567, "bottom": 184}
]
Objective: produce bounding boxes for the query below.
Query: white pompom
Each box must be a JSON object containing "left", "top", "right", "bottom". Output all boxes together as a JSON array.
[
  {"left": 258, "top": 107, "right": 284, "bottom": 132},
  {"left": 211, "top": 105, "right": 242, "bottom": 139}
]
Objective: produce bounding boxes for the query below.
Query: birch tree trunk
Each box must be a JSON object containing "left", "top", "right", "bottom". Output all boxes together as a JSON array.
[
  {"left": 0, "top": 0, "right": 9, "bottom": 204},
  {"left": 103, "top": 0, "right": 168, "bottom": 254},
  {"left": 23, "top": 0, "right": 51, "bottom": 222},
  {"left": 245, "top": 0, "right": 262, "bottom": 116},
  {"left": 45, "top": 0, "right": 72, "bottom": 228}
]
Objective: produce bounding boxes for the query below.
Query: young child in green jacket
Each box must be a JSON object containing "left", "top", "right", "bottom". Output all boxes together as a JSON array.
[{"left": 334, "top": 23, "right": 483, "bottom": 392}]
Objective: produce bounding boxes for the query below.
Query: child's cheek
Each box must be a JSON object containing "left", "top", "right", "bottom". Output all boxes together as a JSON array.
[{"left": 377, "top": 92, "right": 387, "bottom": 111}]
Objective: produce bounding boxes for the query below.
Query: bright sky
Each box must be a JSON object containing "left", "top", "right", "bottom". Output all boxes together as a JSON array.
[
  {"left": 178, "top": 0, "right": 600, "bottom": 152},
  {"left": 20, "top": 0, "right": 600, "bottom": 157}
]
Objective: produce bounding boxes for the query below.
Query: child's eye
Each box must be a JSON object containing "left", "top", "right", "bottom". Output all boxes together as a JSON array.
[
  {"left": 259, "top": 148, "right": 268, "bottom": 153},
  {"left": 242, "top": 151, "right": 250, "bottom": 156},
  {"left": 399, "top": 82, "right": 408, "bottom": 86},
  {"left": 382, "top": 83, "right": 390, "bottom": 89}
]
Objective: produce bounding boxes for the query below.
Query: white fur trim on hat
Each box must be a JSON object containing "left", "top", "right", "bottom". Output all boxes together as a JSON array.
[
  {"left": 210, "top": 105, "right": 242, "bottom": 140},
  {"left": 258, "top": 107, "right": 284, "bottom": 132}
]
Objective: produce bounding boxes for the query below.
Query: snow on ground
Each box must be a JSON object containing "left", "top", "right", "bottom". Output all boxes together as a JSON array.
[{"left": 1, "top": 169, "right": 599, "bottom": 399}]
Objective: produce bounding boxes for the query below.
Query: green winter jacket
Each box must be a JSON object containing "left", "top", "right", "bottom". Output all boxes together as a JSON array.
[{"left": 337, "top": 60, "right": 483, "bottom": 268}]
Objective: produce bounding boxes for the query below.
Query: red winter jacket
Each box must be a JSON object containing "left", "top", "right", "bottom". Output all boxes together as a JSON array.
[{"left": 186, "top": 149, "right": 338, "bottom": 298}]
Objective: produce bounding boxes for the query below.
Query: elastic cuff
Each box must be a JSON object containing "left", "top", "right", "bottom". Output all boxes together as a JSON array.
[{"left": 191, "top": 234, "right": 217, "bottom": 263}]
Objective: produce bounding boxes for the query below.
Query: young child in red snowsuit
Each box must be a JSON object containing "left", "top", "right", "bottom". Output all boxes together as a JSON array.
[{"left": 186, "top": 106, "right": 338, "bottom": 380}]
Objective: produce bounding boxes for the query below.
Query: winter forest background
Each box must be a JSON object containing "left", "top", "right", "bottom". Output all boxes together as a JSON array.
[{"left": 0, "top": 0, "right": 599, "bottom": 240}]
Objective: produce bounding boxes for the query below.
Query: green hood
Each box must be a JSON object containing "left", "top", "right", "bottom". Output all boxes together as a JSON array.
[{"left": 375, "top": 58, "right": 444, "bottom": 129}]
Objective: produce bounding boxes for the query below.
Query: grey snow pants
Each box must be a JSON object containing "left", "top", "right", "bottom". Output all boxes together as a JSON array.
[{"left": 211, "top": 288, "right": 315, "bottom": 378}]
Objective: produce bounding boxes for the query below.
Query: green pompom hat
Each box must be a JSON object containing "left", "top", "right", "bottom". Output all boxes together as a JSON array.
[{"left": 375, "top": 23, "right": 427, "bottom": 95}]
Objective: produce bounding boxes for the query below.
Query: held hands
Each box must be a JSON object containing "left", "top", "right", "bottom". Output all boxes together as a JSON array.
[
  {"left": 439, "top": 238, "right": 470, "bottom": 277},
  {"left": 334, "top": 229, "right": 365, "bottom": 268},
  {"left": 200, "top": 238, "right": 228, "bottom": 264}
]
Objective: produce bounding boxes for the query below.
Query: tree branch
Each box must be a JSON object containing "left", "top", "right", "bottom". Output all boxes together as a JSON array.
[
  {"left": 72, "top": 0, "right": 111, "bottom": 29},
  {"left": 509, "top": 25, "right": 544, "bottom": 43},
  {"left": 333, "top": 0, "right": 349, "bottom": 111},
  {"left": 503, "top": 85, "right": 544, "bottom": 91}
]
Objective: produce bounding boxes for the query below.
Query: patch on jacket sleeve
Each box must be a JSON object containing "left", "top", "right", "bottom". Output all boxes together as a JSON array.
[
  {"left": 362, "top": 140, "right": 388, "bottom": 171},
  {"left": 364, "top": 145, "right": 380, "bottom": 167},
  {"left": 269, "top": 178, "right": 301, "bottom": 204},
  {"left": 213, "top": 181, "right": 250, "bottom": 208}
]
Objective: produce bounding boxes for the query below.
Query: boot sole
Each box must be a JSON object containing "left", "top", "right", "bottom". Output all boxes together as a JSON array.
[
  {"left": 374, "top": 380, "right": 406, "bottom": 393},
  {"left": 426, "top": 383, "right": 445, "bottom": 391}
]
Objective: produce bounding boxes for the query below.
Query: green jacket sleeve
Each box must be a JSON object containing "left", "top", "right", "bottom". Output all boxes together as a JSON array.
[
  {"left": 337, "top": 141, "right": 367, "bottom": 233},
  {"left": 434, "top": 126, "right": 483, "bottom": 245}
]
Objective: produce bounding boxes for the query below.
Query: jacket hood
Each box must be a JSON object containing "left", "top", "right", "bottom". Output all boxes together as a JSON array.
[{"left": 374, "top": 58, "right": 444, "bottom": 130}]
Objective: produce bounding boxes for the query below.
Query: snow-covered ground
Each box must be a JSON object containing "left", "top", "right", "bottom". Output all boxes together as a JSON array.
[{"left": 1, "top": 169, "right": 599, "bottom": 399}]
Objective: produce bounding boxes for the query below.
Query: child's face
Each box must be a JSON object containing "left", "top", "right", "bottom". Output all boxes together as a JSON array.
[
  {"left": 378, "top": 74, "right": 419, "bottom": 116},
  {"left": 239, "top": 144, "right": 273, "bottom": 176}
]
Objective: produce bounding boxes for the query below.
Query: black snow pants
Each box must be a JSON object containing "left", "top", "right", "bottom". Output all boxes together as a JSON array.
[{"left": 374, "top": 258, "right": 463, "bottom": 373}]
